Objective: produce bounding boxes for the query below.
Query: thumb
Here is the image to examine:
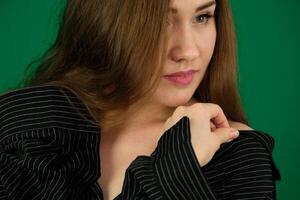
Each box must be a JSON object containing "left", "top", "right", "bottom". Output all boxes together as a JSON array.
[{"left": 213, "top": 127, "right": 239, "bottom": 144}]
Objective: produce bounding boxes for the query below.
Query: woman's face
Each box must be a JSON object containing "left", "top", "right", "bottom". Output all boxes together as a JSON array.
[{"left": 151, "top": 0, "right": 216, "bottom": 107}]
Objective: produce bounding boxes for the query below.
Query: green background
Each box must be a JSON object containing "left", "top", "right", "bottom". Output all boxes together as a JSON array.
[{"left": 0, "top": 0, "right": 299, "bottom": 199}]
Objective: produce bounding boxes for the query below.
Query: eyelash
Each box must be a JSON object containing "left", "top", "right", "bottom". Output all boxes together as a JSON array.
[
  {"left": 195, "top": 13, "right": 214, "bottom": 24},
  {"left": 166, "top": 13, "right": 214, "bottom": 26}
]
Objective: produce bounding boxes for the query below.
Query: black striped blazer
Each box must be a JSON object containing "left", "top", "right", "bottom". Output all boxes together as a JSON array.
[{"left": 0, "top": 85, "right": 281, "bottom": 200}]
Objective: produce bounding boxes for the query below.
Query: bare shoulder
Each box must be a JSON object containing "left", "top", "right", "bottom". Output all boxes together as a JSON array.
[{"left": 228, "top": 120, "right": 254, "bottom": 131}]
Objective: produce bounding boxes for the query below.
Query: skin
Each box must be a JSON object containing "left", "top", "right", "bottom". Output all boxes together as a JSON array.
[
  {"left": 99, "top": 0, "right": 252, "bottom": 199},
  {"left": 107, "top": 0, "right": 217, "bottom": 129}
]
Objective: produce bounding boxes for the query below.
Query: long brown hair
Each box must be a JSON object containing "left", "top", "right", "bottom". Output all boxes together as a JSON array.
[{"left": 22, "top": 0, "right": 249, "bottom": 127}]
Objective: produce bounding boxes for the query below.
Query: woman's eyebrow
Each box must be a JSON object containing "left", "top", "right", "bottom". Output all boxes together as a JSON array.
[{"left": 169, "top": 1, "right": 216, "bottom": 14}]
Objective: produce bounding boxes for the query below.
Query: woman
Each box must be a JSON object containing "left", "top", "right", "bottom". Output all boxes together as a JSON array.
[{"left": 0, "top": 0, "right": 280, "bottom": 199}]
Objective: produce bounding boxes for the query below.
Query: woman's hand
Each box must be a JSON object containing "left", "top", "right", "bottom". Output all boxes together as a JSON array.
[{"left": 162, "top": 103, "right": 239, "bottom": 167}]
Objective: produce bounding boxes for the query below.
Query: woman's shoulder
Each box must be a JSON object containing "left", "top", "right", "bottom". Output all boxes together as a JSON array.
[
  {"left": 0, "top": 84, "right": 74, "bottom": 106},
  {"left": 205, "top": 125, "right": 281, "bottom": 181},
  {"left": 0, "top": 84, "right": 81, "bottom": 117},
  {"left": 0, "top": 84, "right": 99, "bottom": 137},
  {"left": 227, "top": 120, "right": 274, "bottom": 154},
  {"left": 0, "top": 85, "right": 102, "bottom": 199},
  {"left": 227, "top": 120, "right": 274, "bottom": 153}
]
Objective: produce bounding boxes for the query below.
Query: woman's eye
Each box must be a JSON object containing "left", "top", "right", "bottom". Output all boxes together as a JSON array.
[{"left": 195, "top": 13, "right": 213, "bottom": 24}]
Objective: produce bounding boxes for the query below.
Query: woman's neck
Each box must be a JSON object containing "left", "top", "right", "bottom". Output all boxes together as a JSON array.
[
  {"left": 101, "top": 97, "right": 198, "bottom": 136},
  {"left": 101, "top": 100, "right": 174, "bottom": 135}
]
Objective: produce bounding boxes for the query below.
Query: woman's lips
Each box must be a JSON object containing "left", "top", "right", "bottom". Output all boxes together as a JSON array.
[{"left": 163, "top": 70, "right": 197, "bottom": 86}]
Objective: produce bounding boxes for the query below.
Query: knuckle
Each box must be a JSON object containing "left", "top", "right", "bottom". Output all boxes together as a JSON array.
[
  {"left": 207, "top": 103, "right": 221, "bottom": 110},
  {"left": 212, "top": 103, "right": 222, "bottom": 112},
  {"left": 205, "top": 102, "right": 216, "bottom": 107},
  {"left": 173, "top": 106, "right": 185, "bottom": 118},
  {"left": 216, "top": 104, "right": 222, "bottom": 111},
  {"left": 175, "top": 105, "right": 185, "bottom": 113},
  {"left": 177, "top": 105, "right": 185, "bottom": 110},
  {"left": 202, "top": 103, "right": 213, "bottom": 113},
  {"left": 193, "top": 103, "right": 205, "bottom": 111},
  {"left": 218, "top": 106, "right": 225, "bottom": 114}
]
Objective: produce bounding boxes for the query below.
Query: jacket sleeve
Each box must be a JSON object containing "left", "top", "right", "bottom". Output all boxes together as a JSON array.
[
  {"left": 0, "top": 85, "right": 103, "bottom": 200},
  {"left": 119, "top": 116, "right": 280, "bottom": 200},
  {"left": 220, "top": 129, "right": 281, "bottom": 199},
  {"left": 150, "top": 116, "right": 217, "bottom": 199},
  {"left": 119, "top": 116, "right": 217, "bottom": 199}
]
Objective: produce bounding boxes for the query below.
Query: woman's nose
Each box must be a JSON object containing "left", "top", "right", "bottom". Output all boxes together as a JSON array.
[{"left": 169, "top": 25, "right": 200, "bottom": 63}]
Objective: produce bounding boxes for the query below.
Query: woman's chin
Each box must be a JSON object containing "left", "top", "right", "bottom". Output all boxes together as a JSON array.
[{"left": 161, "top": 95, "right": 194, "bottom": 108}]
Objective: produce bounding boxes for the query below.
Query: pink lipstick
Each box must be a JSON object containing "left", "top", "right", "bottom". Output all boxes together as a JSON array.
[{"left": 163, "top": 70, "right": 197, "bottom": 86}]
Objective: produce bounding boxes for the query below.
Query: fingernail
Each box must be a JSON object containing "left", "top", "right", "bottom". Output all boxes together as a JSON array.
[{"left": 230, "top": 129, "right": 239, "bottom": 138}]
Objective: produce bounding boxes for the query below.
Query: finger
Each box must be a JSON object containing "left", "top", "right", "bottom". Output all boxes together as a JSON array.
[
  {"left": 205, "top": 103, "right": 229, "bottom": 128},
  {"left": 213, "top": 127, "right": 239, "bottom": 144},
  {"left": 210, "top": 121, "right": 217, "bottom": 131}
]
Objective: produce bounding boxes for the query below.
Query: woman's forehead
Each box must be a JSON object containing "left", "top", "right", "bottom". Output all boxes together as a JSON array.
[{"left": 169, "top": 0, "right": 216, "bottom": 13}]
